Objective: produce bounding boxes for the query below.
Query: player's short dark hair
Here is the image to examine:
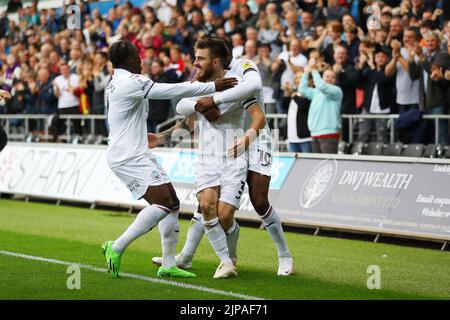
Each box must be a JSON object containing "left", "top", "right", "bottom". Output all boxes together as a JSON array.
[
  {"left": 194, "top": 36, "right": 231, "bottom": 69},
  {"left": 108, "top": 40, "right": 136, "bottom": 68},
  {"left": 220, "top": 38, "right": 233, "bottom": 70}
]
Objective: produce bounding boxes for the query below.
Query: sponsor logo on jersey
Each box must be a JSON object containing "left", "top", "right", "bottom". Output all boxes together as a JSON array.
[
  {"left": 241, "top": 61, "right": 253, "bottom": 70},
  {"left": 127, "top": 179, "right": 140, "bottom": 193},
  {"left": 141, "top": 80, "right": 152, "bottom": 91},
  {"left": 132, "top": 75, "right": 147, "bottom": 85}
]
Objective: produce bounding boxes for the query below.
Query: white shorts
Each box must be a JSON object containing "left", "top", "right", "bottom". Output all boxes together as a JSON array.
[
  {"left": 110, "top": 153, "right": 170, "bottom": 200},
  {"left": 248, "top": 127, "right": 272, "bottom": 176},
  {"left": 195, "top": 155, "right": 248, "bottom": 209}
]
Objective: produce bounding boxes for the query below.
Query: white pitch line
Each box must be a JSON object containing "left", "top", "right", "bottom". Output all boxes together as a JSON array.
[{"left": 0, "top": 250, "right": 265, "bottom": 300}]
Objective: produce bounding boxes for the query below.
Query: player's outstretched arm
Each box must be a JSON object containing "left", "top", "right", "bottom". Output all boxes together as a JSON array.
[
  {"left": 178, "top": 97, "right": 221, "bottom": 122},
  {"left": 176, "top": 98, "right": 197, "bottom": 116},
  {"left": 146, "top": 78, "right": 238, "bottom": 100},
  {"left": 228, "top": 103, "right": 266, "bottom": 158},
  {"left": 195, "top": 71, "right": 262, "bottom": 115},
  {"left": 212, "top": 69, "right": 262, "bottom": 105},
  {"left": 147, "top": 114, "right": 196, "bottom": 148}
]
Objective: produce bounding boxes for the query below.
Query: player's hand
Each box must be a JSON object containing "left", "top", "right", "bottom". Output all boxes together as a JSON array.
[
  {"left": 228, "top": 136, "right": 249, "bottom": 158},
  {"left": 194, "top": 96, "right": 217, "bottom": 114},
  {"left": 214, "top": 77, "right": 238, "bottom": 92},
  {"left": 147, "top": 133, "right": 161, "bottom": 148},
  {"left": 0, "top": 89, "right": 12, "bottom": 102},
  {"left": 202, "top": 107, "right": 221, "bottom": 122}
]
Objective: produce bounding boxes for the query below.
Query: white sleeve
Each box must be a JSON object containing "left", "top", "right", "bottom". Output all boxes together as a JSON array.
[
  {"left": 126, "top": 74, "right": 216, "bottom": 100},
  {"left": 176, "top": 98, "right": 197, "bottom": 116},
  {"left": 146, "top": 81, "right": 215, "bottom": 100},
  {"left": 213, "top": 62, "right": 262, "bottom": 104}
]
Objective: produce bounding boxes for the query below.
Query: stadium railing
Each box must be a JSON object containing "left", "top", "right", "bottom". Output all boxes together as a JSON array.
[
  {"left": 0, "top": 114, "right": 107, "bottom": 143},
  {"left": 0, "top": 113, "right": 290, "bottom": 148},
  {"left": 341, "top": 114, "right": 450, "bottom": 144},
  {"left": 1, "top": 113, "right": 450, "bottom": 148}
]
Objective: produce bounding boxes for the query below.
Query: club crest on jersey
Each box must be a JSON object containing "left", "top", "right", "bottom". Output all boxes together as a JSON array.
[{"left": 151, "top": 171, "right": 161, "bottom": 180}]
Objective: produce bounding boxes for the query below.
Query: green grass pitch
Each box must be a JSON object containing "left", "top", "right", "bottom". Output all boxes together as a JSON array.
[{"left": 0, "top": 198, "right": 449, "bottom": 300}]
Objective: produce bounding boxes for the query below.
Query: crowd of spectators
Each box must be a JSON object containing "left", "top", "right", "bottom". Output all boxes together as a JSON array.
[{"left": 0, "top": 0, "right": 449, "bottom": 152}]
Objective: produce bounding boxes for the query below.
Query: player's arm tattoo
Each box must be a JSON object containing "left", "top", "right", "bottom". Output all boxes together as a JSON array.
[{"left": 158, "top": 115, "right": 195, "bottom": 144}]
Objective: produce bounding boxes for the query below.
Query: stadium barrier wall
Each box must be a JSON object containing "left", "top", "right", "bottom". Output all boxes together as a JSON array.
[{"left": 1, "top": 143, "right": 450, "bottom": 243}]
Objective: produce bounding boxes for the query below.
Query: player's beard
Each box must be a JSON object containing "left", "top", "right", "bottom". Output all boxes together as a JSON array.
[{"left": 196, "top": 63, "right": 214, "bottom": 82}]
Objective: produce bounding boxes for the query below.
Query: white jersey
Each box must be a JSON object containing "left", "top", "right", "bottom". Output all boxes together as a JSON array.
[
  {"left": 177, "top": 72, "right": 257, "bottom": 159},
  {"left": 176, "top": 71, "right": 252, "bottom": 208},
  {"left": 228, "top": 58, "right": 273, "bottom": 175},
  {"left": 229, "top": 58, "right": 265, "bottom": 113},
  {"left": 106, "top": 68, "right": 215, "bottom": 168},
  {"left": 198, "top": 100, "right": 257, "bottom": 159},
  {"left": 229, "top": 58, "right": 271, "bottom": 132}
]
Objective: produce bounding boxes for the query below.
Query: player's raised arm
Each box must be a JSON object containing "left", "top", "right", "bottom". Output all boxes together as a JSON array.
[
  {"left": 145, "top": 77, "right": 237, "bottom": 100},
  {"left": 176, "top": 98, "right": 197, "bottom": 116},
  {"left": 107, "top": 39, "right": 237, "bottom": 102},
  {"left": 213, "top": 63, "right": 262, "bottom": 104},
  {"left": 195, "top": 60, "right": 262, "bottom": 113}
]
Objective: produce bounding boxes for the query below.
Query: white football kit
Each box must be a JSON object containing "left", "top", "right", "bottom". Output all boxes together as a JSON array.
[
  {"left": 214, "top": 58, "right": 273, "bottom": 176},
  {"left": 177, "top": 72, "right": 257, "bottom": 209},
  {"left": 106, "top": 68, "right": 216, "bottom": 199}
]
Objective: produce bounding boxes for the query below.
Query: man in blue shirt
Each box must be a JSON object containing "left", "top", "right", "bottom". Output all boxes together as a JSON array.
[{"left": 299, "top": 59, "right": 343, "bottom": 154}]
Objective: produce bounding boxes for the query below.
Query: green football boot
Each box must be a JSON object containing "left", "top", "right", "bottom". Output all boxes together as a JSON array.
[
  {"left": 157, "top": 266, "right": 196, "bottom": 278},
  {"left": 101, "top": 241, "right": 122, "bottom": 278}
]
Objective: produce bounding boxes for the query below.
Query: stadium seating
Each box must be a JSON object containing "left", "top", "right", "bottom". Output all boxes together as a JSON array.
[
  {"left": 363, "top": 142, "right": 384, "bottom": 156},
  {"left": 401, "top": 144, "right": 424, "bottom": 157},
  {"left": 443, "top": 146, "right": 450, "bottom": 159},
  {"left": 348, "top": 142, "right": 364, "bottom": 155},
  {"left": 383, "top": 143, "right": 403, "bottom": 156},
  {"left": 423, "top": 144, "right": 440, "bottom": 158},
  {"left": 337, "top": 141, "right": 347, "bottom": 155},
  {"left": 338, "top": 141, "right": 450, "bottom": 159}
]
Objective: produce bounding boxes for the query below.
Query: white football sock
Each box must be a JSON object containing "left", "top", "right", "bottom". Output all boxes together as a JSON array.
[
  {"left": 225, "top": 219, "right": 240, "bottom": 261},
  {"left": 180, "top": 211, "right": 205, "bottom": 262},
  {"left": 261, "top": 206, "right": 291, "bottom": 259},
  {"left": 203, "top": 217, "right": 233, "bottom": 265},
  {"left": 112, "top": 204, "right": 169, "bottom": 254},
  {"left": 158, "top": 210, "right": 180, "bottom": 268}
]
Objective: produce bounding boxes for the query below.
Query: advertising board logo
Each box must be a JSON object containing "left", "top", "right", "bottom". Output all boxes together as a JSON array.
[{"left": 300, "top": 159, "right": 338, "bottom": 208}]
